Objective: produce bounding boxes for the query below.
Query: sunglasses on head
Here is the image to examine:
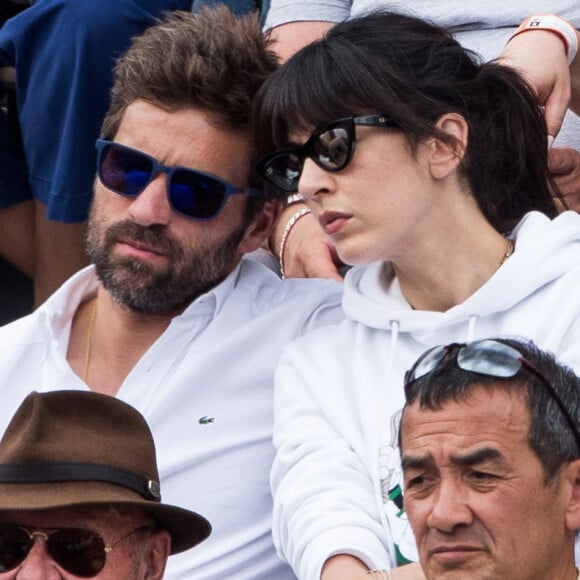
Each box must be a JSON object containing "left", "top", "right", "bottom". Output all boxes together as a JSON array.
[
  {"left": 96, "top": 139, "right": 264, "bottom": 221},
  {"left": 404, "top": 339, "right": 580, "bottom": 452},
  {"left": 256, "top": 114, "right": 399, "bottom": 193},
  {"left": 0, "top": 523, "right": 150, "bottom": 577}
]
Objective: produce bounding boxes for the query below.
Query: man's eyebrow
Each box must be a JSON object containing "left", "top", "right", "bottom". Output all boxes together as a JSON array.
[
  {"left": 402, "top": 447, "right": 506, "bottom": 472},
  {"left": 401, "top": 453, "right": 434, "bottom": 472},
  {"left": 450, "top": 447, "right": 504, "bottom": 467}
]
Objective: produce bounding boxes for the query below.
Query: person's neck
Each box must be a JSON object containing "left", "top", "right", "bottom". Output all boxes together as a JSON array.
[
  {"left": 68, "top": 287, "right": 177, "bottom": 396},
  {"left": 391, "top": 199, "right": 513, "bottom": 312}
]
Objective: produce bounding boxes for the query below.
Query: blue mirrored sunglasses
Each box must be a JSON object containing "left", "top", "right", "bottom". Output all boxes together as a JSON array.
[{"left": 96, "top": 139, "right": 263, "bottom": 221}]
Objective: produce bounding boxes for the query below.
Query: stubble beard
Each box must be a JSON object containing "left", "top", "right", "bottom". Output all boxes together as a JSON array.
[{"left": 86, "top": 212, "right": 246, "bottom": 315}]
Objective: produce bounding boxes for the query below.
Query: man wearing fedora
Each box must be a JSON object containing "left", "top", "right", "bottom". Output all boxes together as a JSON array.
[
  {"left": 0, "top": 6, "right": 341, "bottom": 579},
  {"left": 0, "top": 390, "right": 211, "bottom": 578}
]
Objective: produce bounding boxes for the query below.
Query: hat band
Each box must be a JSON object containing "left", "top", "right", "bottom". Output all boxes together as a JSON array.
[{"left": 0, "top": 462, "right": 161, "bottom": 501}]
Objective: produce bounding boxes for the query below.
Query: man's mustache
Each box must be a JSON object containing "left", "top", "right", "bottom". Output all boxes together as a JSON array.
[{"left": 104, "top": 220, "right": 182, "bottom": 258}]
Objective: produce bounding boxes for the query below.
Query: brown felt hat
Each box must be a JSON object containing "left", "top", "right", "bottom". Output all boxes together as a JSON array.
[{"left": 0, "top": 391, "right": 211, "bottom": 554}]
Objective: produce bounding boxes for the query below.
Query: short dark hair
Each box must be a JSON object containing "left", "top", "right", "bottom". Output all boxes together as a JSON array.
[
  {"left": 401, "top": 338, "right": 580, "bottom": 481},
  {"left": 253, "top": 10, "right": 559, "bottom": 229},
  {"left": 101, "top": 7, "right": 281, "bottom": 210}
]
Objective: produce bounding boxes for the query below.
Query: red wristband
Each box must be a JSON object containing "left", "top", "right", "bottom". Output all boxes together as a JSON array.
[{"left": 509, "top": 14, "right": 578, "bottom": 66}]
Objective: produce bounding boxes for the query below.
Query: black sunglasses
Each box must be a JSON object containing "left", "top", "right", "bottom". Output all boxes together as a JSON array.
[
  {"left": 0, "top": 523, "right": 150, "bottom": 577},
  {"left": 404, "top": 339, "right": 580, "bottom": 452},
  {"left": 96, "top": 139, "right": 263, "bottom": 221},
  {"left": 256, "top": 114, "right": 399, "bottom": 193}
]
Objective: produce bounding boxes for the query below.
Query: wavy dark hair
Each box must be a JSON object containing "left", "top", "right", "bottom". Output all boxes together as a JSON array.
[
  {"left": 253, "top": 10, "right": 560, "bottom": 231},
  {"left": 101, "top": 7, "right": 281, "bottom": 209}
]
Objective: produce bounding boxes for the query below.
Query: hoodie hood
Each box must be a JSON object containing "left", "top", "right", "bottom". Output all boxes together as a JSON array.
[{"left": 342, "top": 211, "right": 580, "bottom": 336}]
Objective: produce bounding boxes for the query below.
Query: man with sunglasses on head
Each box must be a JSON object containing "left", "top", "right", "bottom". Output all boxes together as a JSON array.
[
  {"left": 0, "top": 390, "right": 211, "bottom": 579},
  {"left": 399, "top": 338, "right": 580, "bottom": 580},
  {"left": 0, "top": 7, "right": 342, "bottom": 579}
]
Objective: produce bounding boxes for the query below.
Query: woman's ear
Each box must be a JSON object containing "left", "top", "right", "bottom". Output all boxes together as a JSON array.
[{"left": 428, "top": 113, "right": 469, "bottom": 180}]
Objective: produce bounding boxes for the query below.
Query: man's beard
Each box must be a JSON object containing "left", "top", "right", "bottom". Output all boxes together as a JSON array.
[{"left": 86, "top": 215, "right": 246, "bottom": 315}]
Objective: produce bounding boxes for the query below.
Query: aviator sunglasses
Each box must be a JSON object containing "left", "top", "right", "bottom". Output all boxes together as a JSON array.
[
  {"left": 256, "top": 114, "right": 399, "bottom": 193},
  {"left": 404, "top": 339, "right": 580, "bottom": 452},
  {"left": 0, "top": 523, "right": 150, "bottom": 577},
  {"left": 96, "top": 139, "right": 264, "bottom": 221}
]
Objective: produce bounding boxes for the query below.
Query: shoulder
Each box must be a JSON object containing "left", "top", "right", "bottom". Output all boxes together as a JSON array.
[
  {"left": 279, "top": 313, "right": 359, "bottom": 365},
  {"left": 0, "top": 312, "right": 39, "bottom": 345},
  {"left": 231, "top": 259, "right": 345, "bottom": 331},
  {"left": 0, "top": 266, "right": 95, "bottom": 351},
  {"left": 513, "top": 211, "right": 580, "bottom": 250},
  {"left": 238, "top": 258, "right": 343, "bottom": 304}
]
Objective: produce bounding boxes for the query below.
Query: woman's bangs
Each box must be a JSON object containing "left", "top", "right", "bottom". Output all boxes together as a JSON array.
[{"left": 255, "top": 44, "right": 365, "bottom": 152}]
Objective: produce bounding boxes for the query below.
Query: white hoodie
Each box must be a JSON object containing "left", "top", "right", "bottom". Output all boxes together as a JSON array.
[{"left": 272, "top": 211, "right": 580, "bottom": 579}]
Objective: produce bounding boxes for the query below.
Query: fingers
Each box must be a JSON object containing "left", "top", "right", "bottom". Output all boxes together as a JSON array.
[
  {"left": 282, "top": 212, "right": 345, "bottom": 280},
  {"left": 548, "top": 147, "right": 580, "bottom": 212},
  {"left": 544, "top": 87, "right": 571, "bottom": 140},
  {"left": 285, "top": 240, "right": 344, "bottom": 281},
  {"left": 304, "top": 256, "right": 345, "bottom": 281},
  {"left": 548, "top": 146, "right": 580, "bottom": 175}
]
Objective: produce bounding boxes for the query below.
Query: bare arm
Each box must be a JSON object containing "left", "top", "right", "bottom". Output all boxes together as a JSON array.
[
  {"left": 270, "top": 20, "right": 335, "bottom": 62},
  {"left": 321, "top": 557, "right": 426, "bottom": 580},
  {"left": 499, "top": 20, "right": 580, "bottom": 211},
  {"left": 321, "top": 555, "right": 368, "bottom": 579},
  {"left": 499, "top": 23, "right": 580, "bottom": 137}
]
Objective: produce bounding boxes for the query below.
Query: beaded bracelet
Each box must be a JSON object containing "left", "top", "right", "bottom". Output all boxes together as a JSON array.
[
  {"left": 279, "top": 207, "right": 311, "bottom": 278},
  {"left": 267, "top": 194, "right": 304, "bottom": 254},
  {"left": 509, "top": 14, "right": 578, "bottom": 66}
]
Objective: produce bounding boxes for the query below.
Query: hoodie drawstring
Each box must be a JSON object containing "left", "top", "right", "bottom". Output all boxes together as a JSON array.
[{"left": 467, "top": 314, "right": 478, "bottom": 342}]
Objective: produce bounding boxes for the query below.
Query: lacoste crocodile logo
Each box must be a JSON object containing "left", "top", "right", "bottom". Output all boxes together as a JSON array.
[{"left": 198, "top": 416, "right": 215, "bottom": 425}]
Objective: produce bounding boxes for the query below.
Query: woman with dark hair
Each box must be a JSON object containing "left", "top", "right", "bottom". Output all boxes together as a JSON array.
[{"left": 254, "top": 11, "right": 580, "bottom": 579}]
